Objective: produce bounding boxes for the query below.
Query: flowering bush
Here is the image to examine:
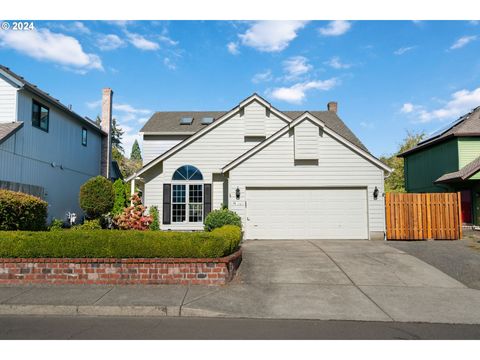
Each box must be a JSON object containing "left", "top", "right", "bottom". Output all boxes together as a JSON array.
[{"left": 114, "top": 194, "right": 152, "bottom": 230}]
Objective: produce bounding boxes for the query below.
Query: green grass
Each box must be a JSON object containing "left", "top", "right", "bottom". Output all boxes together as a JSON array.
[{"left": 0, "top": 225, "right": 242, "bottom": 259}]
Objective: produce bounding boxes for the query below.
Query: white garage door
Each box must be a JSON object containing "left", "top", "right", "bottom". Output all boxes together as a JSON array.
[{"left": 246, "top": 188, "right": 368, "bottom": 240}]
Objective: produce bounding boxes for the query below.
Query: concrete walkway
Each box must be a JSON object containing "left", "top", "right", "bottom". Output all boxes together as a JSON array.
[{"left": 0, "top": 240, "right": 479, "bottom": 324}]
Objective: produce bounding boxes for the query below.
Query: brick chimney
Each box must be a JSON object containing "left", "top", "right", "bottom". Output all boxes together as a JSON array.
[
  {"left": 100, "top": 88, "right": 113, "bottom": 179},
  {"left": 327, "top": 101, "right": 338, "bottom": 113}
]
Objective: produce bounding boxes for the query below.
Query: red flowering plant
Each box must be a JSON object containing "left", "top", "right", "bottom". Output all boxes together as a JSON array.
[{"left": 114, "top": 193, "right": 153, "bottom": 230}]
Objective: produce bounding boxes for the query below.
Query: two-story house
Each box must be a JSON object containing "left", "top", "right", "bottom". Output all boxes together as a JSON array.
[
  {"left": 128, "top": 94, "right": 391, "bottom": 240},
  {"left": 0, "top": 65, "right": 119, "bottom": 222},
  {"left": 399, "top": 107, "right": 480, "bottom": 225}
]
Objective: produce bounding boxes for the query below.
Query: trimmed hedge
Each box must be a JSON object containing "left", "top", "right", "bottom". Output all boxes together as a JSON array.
[
  {"left": 0, "top": 225, "right": 242, "bottom": 259},
  {"left": 0, "top": 189, "right": 48, "bottom": 231},
  {"left": 204, "top": 209, "right": 242, "bottom": 232}
]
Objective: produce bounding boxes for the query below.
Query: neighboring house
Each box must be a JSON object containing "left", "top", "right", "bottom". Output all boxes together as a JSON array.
[
  {"left": 0, "top": 65, "right": 118, "bottom": 222},
  {"left": 129, "top": 94, "right": 391, "bottom": 240},
  {"left": 399, "top": 107, "right": 480, "bottom": 225}
]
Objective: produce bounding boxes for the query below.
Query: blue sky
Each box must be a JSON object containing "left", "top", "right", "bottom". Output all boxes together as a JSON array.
[{"left": 1, "top": 20, "right": 480, "bottom": 157}]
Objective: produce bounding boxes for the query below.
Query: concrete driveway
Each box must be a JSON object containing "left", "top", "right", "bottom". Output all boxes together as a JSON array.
[{"left": 182, "top": 240, "right": 480, "bottom": 324}]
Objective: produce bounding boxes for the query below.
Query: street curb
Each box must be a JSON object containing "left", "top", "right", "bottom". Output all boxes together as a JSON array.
[{"left": 0, "top": 304, "right": 180, "bottom": 317}]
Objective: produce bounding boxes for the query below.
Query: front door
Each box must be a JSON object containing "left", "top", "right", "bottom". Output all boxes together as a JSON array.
[{"left": 460, "top": 190, "right": 472, "bottom": 224}]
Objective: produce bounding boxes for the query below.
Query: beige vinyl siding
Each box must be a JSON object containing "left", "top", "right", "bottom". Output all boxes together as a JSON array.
[
  {"left": 0, "top": 75, "right": 17, "bottom": 123},
  {"left": 244, "top": 100, "right": 266, "bottom": 136},
  {"left": 294, "top": 119, "right": 319, "bottom": 160},
  {"left": 228, "top": 129, "right": 386, "bottom": 236},
  {"left": 0, "top": 90, "right": 103, "bottom": 220},
  {"left": 143, "top": 106, "right": 288, "bottom": 222},
  {"left": 142, "top": 134, "right": 188, "bottom": 164}
]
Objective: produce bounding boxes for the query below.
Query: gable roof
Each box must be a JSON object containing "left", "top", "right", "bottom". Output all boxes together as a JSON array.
[
  {"left": 141, "top": 111, "right": 368, "bottom": 152},
  {"left": 126, "top": 94, "right": 378, "bottom": 181},
  {"left": 222, "top": 112, "right": 391, "bottom": 173},
  {"left": 0, "top": 122, "right": 23, "bottom": 145},
  {"left": 435, "top": 155, "right": 480, "bottom": 183},
  {"left": 0, "top": 65, "right": 106, "bottom": 136},
  {"left": 399, "top": 106, "right": 480, "bottom": 157}
]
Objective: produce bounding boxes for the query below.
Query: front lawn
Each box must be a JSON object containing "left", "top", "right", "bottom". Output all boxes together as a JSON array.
[{"left": 0, "top": 225, "right": 241, "bottom": 259}]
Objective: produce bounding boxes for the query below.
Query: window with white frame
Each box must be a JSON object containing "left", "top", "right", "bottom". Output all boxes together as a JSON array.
[{"left": 171, "top": 165, "right": 204, "bottom": 223}]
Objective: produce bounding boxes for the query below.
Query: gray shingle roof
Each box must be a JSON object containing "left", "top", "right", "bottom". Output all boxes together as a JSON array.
[
  {"left": 141, "top": 110, "right": 369, "bottom": 152},
  {"left": 435, "top": 155, "right": 480, "bottom": 183},
  {"left": 0, "top": 65, "right": 105, "bottom": 135},
  {"left": 0, "top": 122, "right": 23, "bottom": 145},
  {"left": 400, "top": 106, "right": 480, "bottom": 157}
]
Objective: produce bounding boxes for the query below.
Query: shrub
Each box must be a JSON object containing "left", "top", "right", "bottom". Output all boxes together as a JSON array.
[
  {"left": 0, "top": 225, "right": 242, "bottom": 258},
  {"left": 149, "top": 206, "right": 159, "bottom": 231},
  {"left": 49, "top": 218, "right": 64, "bottom": 231},
  {"left": 72, "top": 219, "right": 102, "bottom": 230},
  {"left": 0, "top": 189, "right": 48, "bottom": 231},
  {"left": 112, "top": 179, "right": 127, "bottom": 216},
  {"left": 204, "top": 209, "right": 242, "bottom": 232},
  {"left": 114, "top": 193, "right": 152, "bottom": 230},
  {"left": 79, "top": 176, "right": 115, "bottom": 219}
]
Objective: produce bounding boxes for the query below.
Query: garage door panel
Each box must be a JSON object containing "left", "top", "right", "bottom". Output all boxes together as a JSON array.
[{"left": 246, "top": 188, "right": 368, "bottom": 240}]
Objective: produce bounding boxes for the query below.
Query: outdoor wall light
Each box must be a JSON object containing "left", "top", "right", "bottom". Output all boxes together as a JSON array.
[
  {"left": 235, "top": 187, "right": 241, "bottom": 200},
  {"left": 373, "top": 186, "right": 379, "bottom": 200}
]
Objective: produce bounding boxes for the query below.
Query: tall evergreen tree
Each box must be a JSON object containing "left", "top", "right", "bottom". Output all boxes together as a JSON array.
[
  {"left": 130, "top": 140, "right": 142, "bottom": 162},
  {"left": 95, "top": 116, "right": 124, "bottom": 152}
]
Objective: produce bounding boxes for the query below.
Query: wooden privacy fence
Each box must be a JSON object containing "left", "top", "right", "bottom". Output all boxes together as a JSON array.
[{"left": 385, "top": 192, "right": 462, "bottom": 240}]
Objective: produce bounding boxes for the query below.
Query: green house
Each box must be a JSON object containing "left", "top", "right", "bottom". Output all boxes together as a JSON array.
[{"left": 399, "top": 107, "right": 480, "bottom": 225}]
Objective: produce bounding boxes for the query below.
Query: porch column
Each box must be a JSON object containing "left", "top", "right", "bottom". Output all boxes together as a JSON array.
[{"left": 130, "top": 178, "right": 136, "bottom": 204}]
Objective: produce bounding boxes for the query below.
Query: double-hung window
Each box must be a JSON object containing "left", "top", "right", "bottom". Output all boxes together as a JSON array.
[{"left": 32, "top": 100, "right": 49, "bottom": 132}]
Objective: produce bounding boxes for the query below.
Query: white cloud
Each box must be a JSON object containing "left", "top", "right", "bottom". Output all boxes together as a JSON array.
[
  {"left": 96, "top": 34, "right": 125, "bottom": 51},
  {"left": 394, "top": 46, "right": 416, "bottom": 55},
  {"left": 318, "top": 21, "right": 351, "bottom": 37},
  {"left": 163, "top": 57, "right": 176, "bottom": 70},
  {"left": 283, "top": 56, "right": 312, "bottom": 79},
  {"left": 125, "top": 31, "right": 159, "bottom": 51},
  {"left": 324, "top": 56, "right": 351, "bottom": 69},
  {"left": 360, "top": 121, "right": 375, "bottom": 129},
  {"left": 252, "top": 69, "right": 273, "bottom": 83},
  {"left": 400, "top": 103, "right": 415, "bottom": 113},
  {"left": 238, "top": 21, "right": 308, "bottom": 52},
  {"left": 56, "top": 21, "right": 91, "bottom": 35},
  {"left": 119, "top": 123, "right": 142, "bottom": 158},
  {"left": 227, "top": 42, "right": 240, "bottom": 55},
  {"left": 269, "top": 79, "right": 339, "bottom": 104},
  {"left": 400, "top": 87, "right": 480, "bottom": 123},
  {"left": 450, "top": 35, "right": 477, "bottom": 50},
  {"left": 158, "top": 34, "right": 178, "bottom": 46},
  {"left": 0, "top": 28, "right": 102, "bottom": 72}
]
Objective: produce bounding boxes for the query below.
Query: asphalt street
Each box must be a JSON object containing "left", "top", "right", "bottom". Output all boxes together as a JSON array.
[{"left": 0, "top": 315, "right": 479, "bottom": 340}]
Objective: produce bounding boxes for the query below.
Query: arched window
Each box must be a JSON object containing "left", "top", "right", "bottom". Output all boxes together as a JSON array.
[
  {"left": 172, "top": 165, "right": 203, "bottom": 181},
  {"left": 171, "top": 165, "right": 204, "bottom": 223}
]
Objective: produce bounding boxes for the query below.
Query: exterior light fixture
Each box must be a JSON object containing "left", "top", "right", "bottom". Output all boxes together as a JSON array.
[
  {"left": 235, "top": 187, "right": 241, "bottom": 200},
  {"left": 373, "top": 186, "right": 379, "bottom": 200}
]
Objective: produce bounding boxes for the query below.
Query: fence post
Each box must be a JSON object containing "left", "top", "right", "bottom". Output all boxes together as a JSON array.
[{"left": 457, "top": 192, "right": 463, "bottom": 239}]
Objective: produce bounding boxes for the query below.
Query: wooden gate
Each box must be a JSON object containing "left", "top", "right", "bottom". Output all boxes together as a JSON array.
[{"left": 385, "top": 192, "right": 462, "bottom": 240}]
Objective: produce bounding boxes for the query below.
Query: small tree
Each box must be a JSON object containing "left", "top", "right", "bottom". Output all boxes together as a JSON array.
[
  {"left": 130, "top": 139, "right": 142, "bottom": 162},
  {"left": 380, "top": 130, "right": 425, "bottom": 193},
  {"left": 112, "top": 179, "right": 127, "bottom": 216},
  {"left": 149, "top": 206, "right": 160, "bottom": 230},
  {"left": 79, "top": 176, "right": 115, "bottom": 219},
  {"left": 114, "top": 193, "right": 152, "bottom": 230}
]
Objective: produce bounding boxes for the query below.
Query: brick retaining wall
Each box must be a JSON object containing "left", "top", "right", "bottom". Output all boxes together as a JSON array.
[{"left": 0, "top": 249, "right": 242, "bottom": 285}]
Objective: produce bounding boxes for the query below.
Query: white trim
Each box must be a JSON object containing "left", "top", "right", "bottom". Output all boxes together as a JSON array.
[
  {"left": 171, "top": 182, "right": 204, "bottom": 225},
  {"left": 222, "top": 112, "right": 392, "bottom": 173},
  {"left": 128, "top": 93, "right": 290, "bottom": 180}
]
